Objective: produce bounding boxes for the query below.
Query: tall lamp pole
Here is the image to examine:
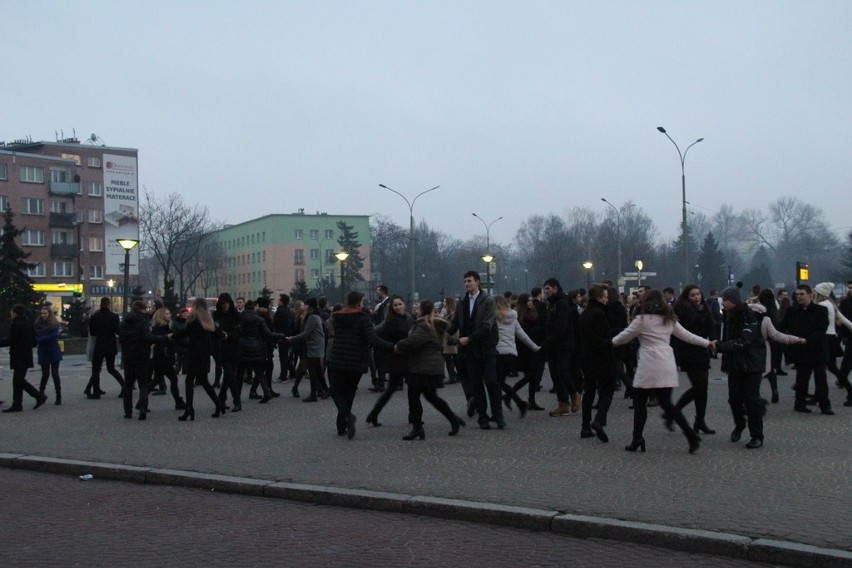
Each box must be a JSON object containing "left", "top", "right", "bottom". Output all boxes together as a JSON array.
[
  {"left": 379, "top": 184, "right": 439, "bottom": 305},
  {"left": 334, "top": 251, "right": 350, "bottom": 305},
  {"left": 600, "top": 198, "right": 635, "bottom": 290},
  {"left": 472, "top": 213, "right": 503, "bottom": 295},
  {"left": 117, "top": 238, "right": 139, "bottom": 315},
  {"left": 656, "top": 126, "right": 703, "bottom": 287},
  {"left": 582, "top": 261, "right": 593, "bottom": 289}
]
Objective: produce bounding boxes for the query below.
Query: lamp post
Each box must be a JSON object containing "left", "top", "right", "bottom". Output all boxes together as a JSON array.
[
  {"left": 582, "top": 261, "right": 593, "bottom": 289},
  {"left": 524, "top": 268, "right": 528, "bottom": 292},
  {"left": 334, "top": 251, "right": 350, "bottom": 305},
  {"left": 635, "top": 259, "right": 644, "bottom": 288},
  {"left": 600, "top": 198, "right": 635, "bottom": 289},
  {"left": 116, "top": 238, "right": 139, "bottom": 315},
  {"left": 472, "top": 213, "right": 503, "bottom": 295},
  {"left": 657, "top": 127, "right": 703, "bottom": 287},
  {"left": 378, "top": 184, "right": 439, "bottom": 305}
]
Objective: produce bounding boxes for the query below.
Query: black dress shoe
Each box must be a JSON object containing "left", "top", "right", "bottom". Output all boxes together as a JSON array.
[
  {"left": 34, "top": 394, "right": 48, "bottom": 409},
  {"left": 478, "top": 418, "right": 491, "bottom": 430},
  {"left": 2, "top": 405, "right": 23, "bottom": 413},
  {"left": 794, "top": 406, "right": 812, "bottom": 413},
  {"left": 745, "top": 438, "right": 763, "bottom": 449},
  {"left": 730, "top": 426, "right": 745, "bottom": 442},
  {"left": 580, "top": 428, "right": 595, "bottom": 438}
]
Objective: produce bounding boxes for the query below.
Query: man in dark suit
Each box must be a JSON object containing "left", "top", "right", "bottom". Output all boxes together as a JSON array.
[
  {"left": 85, "top": 297, "right": 125, "bottom": 399},
  {"left": 369, "top": 285, "right": 391, "bottom": 392},
  {"left": 448, "top": 270, "right": 503, "bottom": 429},
  {"left": 1, "top": 304, "right": 47, "bottom": 412}
]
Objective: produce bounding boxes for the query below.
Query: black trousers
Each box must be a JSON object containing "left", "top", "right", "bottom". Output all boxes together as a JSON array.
[
  {"left": 184, "top": 367, "right": 219, "bottom": 412},
  {"left": 123, "top": 361, "right": 150, "bottom": 416},
  {"left": 497, "top": 354, "right": 525, "bottom": 407},
  {"left": 39, "top": 362, "right": 61, "bottom": 394},
  {"left": 632, "top": 387, "right": 695, "bottom": 442},
  {"left": 728, "top": 371, "right": 764, "bottom": 441},
  {"left": 330, "top": 370, "right": 361, "bottom": 433},
  {"left": 88, "top": 349, "right": 124, "bottom": 394},
  {"left": 10, "top": 367, "right": 40, "bottom": 407},
  {"left": 675, "top": 367, "right": 710, "bottom": 421},
  {"left": 217, "top": 360, "right": 240, "bottom": 405},
  {"left": 581, "top": 371, "right": 614, "bottom": 428},
  {"left": 369, "top": 372, "right": 405, "bottom": 421},
  {"left": 406, "top": 374, "right": 455, "bottom": 426},
  {"left": 548, "top": 349, "right": 577, "bottom": 403},
  {"left": 794, "top": 362, "right": 829, "bottom": 409}
]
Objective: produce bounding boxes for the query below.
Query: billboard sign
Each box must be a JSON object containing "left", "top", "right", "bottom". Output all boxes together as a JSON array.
[{"left": 103, "top": 154, "right": 139, "bottom": 275}]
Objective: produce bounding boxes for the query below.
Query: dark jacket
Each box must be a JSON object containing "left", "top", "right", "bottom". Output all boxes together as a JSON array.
[
  {"left": 395, "top": 318, "right": 448, "bottom": 376},
  {"left": 328, "top": 308, "right": 393, "bottom": 374},
  {"left": 376, "top": 311, "right": 413, "bottom": 375},
  {"left": 119, "top": 310, "right": 166, "bottom": 366},
  {"left": 172, "top": 317, "right": 214, "bottom": 375},
  {"left": 447, "top": 292, "right": 498, "bottom": 353},
  {"left": 213, "top": 307, "right": 241, "bottom": 364},
  {"left": 88, "top": 307, "right": 120, "bottom": 355},
  {"left": 273, "top": 305, "right": 295, "bottom": 336},
  {"left": 673, "top": 302, "right": 715, "bottom": 371},
  {"left": 0, "top": 315, "right": 36, "bottom": 370},
  {"left": 579, "top": 299, "right": 616, "bottom": 378},
  {"left": 151, "top": 322, "right": 176, "bottom": 372},
  {"left": 779, "top": 301, "right": 829, "bottom": 365},
  {"left": 34, "top": 319, "right": 63, "bottom": 366},
  {"left": 543, "top": 290, "right": 575, "bottom": 353},
  {"left": 717, "top": 302, "right": 766, "bottom": 375},
  {"left": 604, "top": 300, "right": 629, "bottom": 360},
  {"left": 238, "top": 309, "right": 284, "bottom": 362}
]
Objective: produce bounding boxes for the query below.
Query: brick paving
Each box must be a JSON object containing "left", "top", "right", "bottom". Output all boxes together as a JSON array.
[
  {"left": 0, "top": 355, "right": 850, "bottom": 554},
  {"left": 0, "top": 468, "right": 773, "bottom": 567}
]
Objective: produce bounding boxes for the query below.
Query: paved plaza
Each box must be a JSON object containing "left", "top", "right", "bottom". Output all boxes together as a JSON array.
[{"left": 0, "top": 354, "right": 850, "bottom": 565}]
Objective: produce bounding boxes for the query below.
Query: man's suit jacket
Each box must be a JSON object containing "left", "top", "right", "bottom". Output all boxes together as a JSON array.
[{"left": 449, "top": 292, "right": 498, "bottom": 353}]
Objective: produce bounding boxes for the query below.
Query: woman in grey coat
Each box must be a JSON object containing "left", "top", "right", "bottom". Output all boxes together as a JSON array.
[{"left": 286, "top": 298, "right": 328, "bottom": 402}]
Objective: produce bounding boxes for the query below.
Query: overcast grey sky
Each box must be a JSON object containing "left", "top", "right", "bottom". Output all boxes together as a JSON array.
[{"left": 3, "top": 1, "right": 851, "bottom": 246}]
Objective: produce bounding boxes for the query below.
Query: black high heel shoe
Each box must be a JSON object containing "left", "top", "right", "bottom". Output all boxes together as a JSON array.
[
  {"left": 591, "top": 420, "right": 608, "bottom": 443},
  {"left": 365, "top": 410, "right": 382, "bottom": 427},
  {"left": 449, "top": 416, "right": 466, "bottom": 436},
  {"left": 212, "top": 405, "right": 227, "bottom": 418},
  {"left": 403, "top": 424, "right": 426, "bottom": 440},
  {"left": 661, "top": 412, "right": 674, "bottom": 432},
  {"left": 624, "top": 436, "right": 646, "bottom": 452},
  {"left": 178, "top": 408, "right": 195, "bottom": 421},
  {"left": 693, "top": 419, "right": 716, "bottom": 435},
  {"left": 688, "top": 435, "right": 701, "bottom": 454}
]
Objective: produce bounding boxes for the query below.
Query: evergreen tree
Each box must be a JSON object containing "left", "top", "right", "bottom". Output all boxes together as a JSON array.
[
  {"left": 290, "top": 280, "right": 309, "bottom": 302},
  {"left": 695, "top": 231, "right": 727, "bottom": 292},
  {"left": 63, "top": 292, "right": 88, "bottom": 337},
  {"left": 741, "top": 245, "right": 774, "bottom": 290},
  {"left": 260, "top": 286, "right": 273, "bottom": 301},
  {"left": 336, "top": 220, "right": 364, "bottom": 289},
  {"left": 670, "top": 230, "right": 701, "bottom": 285},
  {"left": 0, "top": 208, "right": 44, "bottom": 332}
]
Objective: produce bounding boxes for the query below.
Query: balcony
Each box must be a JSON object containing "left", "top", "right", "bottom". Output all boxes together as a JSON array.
[
  {"left": 51, "top": 243, "right": 79, "bottom": 258},
  {"left": 49, "top": 181, "right": 80, "bottom": 196},
  {"left": 49, "top": 212, "right": 76, "bottom": 228}
]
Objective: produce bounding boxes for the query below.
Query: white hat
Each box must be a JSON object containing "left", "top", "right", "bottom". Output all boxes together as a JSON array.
[{"left": 814, "top": 282, "right": 834, "bottom": 297}]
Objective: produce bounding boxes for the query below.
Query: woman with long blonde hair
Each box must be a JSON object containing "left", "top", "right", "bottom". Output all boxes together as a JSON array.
[
  {"left": 34, "top": 306, "right": 63, "bottom": 405},
  {"left": 172, "top": 297, "right": 224, "bottom": 420}
]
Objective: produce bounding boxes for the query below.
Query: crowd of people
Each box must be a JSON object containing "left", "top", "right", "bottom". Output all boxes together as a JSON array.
[{"left": 2, "top": 274, "right": 851, "bottom": 452}]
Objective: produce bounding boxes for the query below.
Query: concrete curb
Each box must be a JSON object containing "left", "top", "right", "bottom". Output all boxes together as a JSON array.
[{"left": 2, "top": 454, "right": 850, "bottom": 568}]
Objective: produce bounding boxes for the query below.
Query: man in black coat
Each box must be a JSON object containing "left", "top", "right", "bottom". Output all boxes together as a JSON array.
[
  {"left": 579, "top": 285, "right": 616, "bottom": 442},
  {"left": 780, "top": 284, "right": 832, "bottom": 414},
  {"left": 839, "top": 280, "right": 852, "bottom": 405},
  {"left": 447, "top": 271, "right": 503, "bottom": 429},
  {"left": 118, "top": 300, "right": 168, "bottom": 420},
  {"left": 85, "top": 297, "right": 126, "bottom": 399},
  {"left": 273, "top": 293, "right": 295, "bottom": 381},
  {"left": 542, "top": 277, "right": 581, "bottom": 417},
  {"left": 1, "top": 304, "right": 47, "bottom": 412}
]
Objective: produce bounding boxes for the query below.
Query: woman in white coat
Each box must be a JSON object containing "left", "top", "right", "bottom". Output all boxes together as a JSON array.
[
  {"left": 494, "top": 296, "right": 540, "bottom": 417},
  {"left": 612, "top": 289, "right": 714, "bottom": 453}
]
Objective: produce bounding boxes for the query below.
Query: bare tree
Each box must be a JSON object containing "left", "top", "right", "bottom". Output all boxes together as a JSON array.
[{"left": 140, "top": 191, "right": 222, "bottom": 306}]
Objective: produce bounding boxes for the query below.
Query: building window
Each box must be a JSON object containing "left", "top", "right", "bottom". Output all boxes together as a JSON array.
[
  {"left": 22, "top": 198, "right": 44, "bottom": 215},
  {"left": 0, "top": 196, "right": 9, "bottom": 211},
  {"left": 51, "top": 200, "right": 70, "bottom": 213},
  {"left": 310, "top": 268, "right": 320, "bottom": 279},
  {"left": 27, "top": 262, "right": 45, "bottom": 278},
  {"left": 295, "top": 269, "right": 305, "bottom": 282},
  {"left": 22, "top": 230, "right": 45, "bottom": 246},
  {"left": 88, "top": 182, "right": 103, "bottom": 196},
  {"left": 326, "top": 269, "right": 335, "bottom": 281},
  {"left": 309, "top": 229, "right": 319, "bottom": 239},
  {"left": 294, "top": 229, "right": 303, "bottom": 240},
  {"left": 20, "top": 166, "right": 44, "bottom": 184},
  {"left": 89, "top": 236, "right": 104, "bottom": 252},
  {"left": 52, "top": 230, "right": 71, "bottom": 245},
  {"left": 325, "top": 249, "right": 336, "bottom": 264},
  {"left": 88, "top": 209, "right": 103, "bottom": 223},
  {"left": 50, "top": 168, "right": 69, "bottom": 182},
  {"left": 325, "top": 229, "right": 334, "bottom": 239},
  {"left": 87, "top": 156, "right": 102, "bottom": 168},
  {"left": 52, "top": 261, "right": 74, "bottom": 277},
  {"left": 262, "top": 250, "right": 266, "bottom": 262},
  {"left": 294, "top": 249, "right": 304, "bottom": 265},
  {"left": 310, "top": 248, "right": 320, "bottom": 260},
  {"left": 0, "top": 163, "right": 7, "bottom": 180},
  {"left": 88, "top": 265, "right": 104, "bottom": 280}
]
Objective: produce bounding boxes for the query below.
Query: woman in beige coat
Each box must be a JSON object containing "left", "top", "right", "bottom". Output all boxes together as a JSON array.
[{"left": 612, "top": 290, "right": 714, "bottom": 453}]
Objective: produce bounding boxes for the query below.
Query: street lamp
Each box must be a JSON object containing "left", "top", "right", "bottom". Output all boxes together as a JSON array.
[
  {"left": 334, "top": 251, "right": 350, "bottom": 305},
  {"left": 116, "top": 238, "right": 139, "bottom": 315},
  {"left": 379, "top": 184, "right": 439, "bottom": 305},
  {"left": 635, "top": 259, "right": 644, "bottom": 287},
  {"left": 582, "top": 261, "right": 593, "bottom": 289},
  {"left": 600, "top": 198, "right": 635, "bottom": 289},
  {"left": 657, "top": 126, "right": 703, "bottom": 287},
  {"left": 472, "top": 213, "right": 503, "bottom": 295}
]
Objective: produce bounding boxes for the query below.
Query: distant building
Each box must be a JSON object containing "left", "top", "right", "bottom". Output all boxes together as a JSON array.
[
  {"left": 0, "top": 135, "right": 139, "bottom": 311},
  {"left": 213, "top": 211, "right": 371, "bottom": 300}
]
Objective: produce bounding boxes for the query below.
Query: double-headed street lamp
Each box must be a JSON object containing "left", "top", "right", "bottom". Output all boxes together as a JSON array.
[
  {"left": 334, "top": 251, "right": 350, "bottom": 305},
  {"left": 379, "top": 184, "right": 439, "bottom": 304},
  {"left": 472, "top": 213, "right": 503, "bottom": 295},
  {"left": 657, "top": 126, "right": 704, "bottom": 287},
  {"left": 600, "top": 198, "right": 635, "bottom": 290},
  {"left": 116, "top": 238, "right": 139, "bottom": 315}
]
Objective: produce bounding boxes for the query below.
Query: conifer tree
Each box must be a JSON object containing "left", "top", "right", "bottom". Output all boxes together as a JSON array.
[
  {"left": 0, "top": 208, "right": 44, "bottom": 332},
  {"left": 336, "top": 220, "right": 364, "bottom": 288}
]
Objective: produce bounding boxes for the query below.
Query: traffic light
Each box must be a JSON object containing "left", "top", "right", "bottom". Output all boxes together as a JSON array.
[{"left": 796, "top": 261, "right": 809, "bottom": 286}]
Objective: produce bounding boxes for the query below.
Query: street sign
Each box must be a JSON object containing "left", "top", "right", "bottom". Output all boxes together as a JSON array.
[{"left": 623, "top": 272, "right": 658, "bottom": 277}]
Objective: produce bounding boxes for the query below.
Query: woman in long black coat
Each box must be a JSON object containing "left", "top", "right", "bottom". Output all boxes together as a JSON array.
[
  {"left": 1, "top": 304, "right": 46, "bottom": 412},
  {"left": 366, "top": 295, "right": 412, "bottom": 426},
  {"left": 172, "top": 298, "right": 225, "bottom": 420}
]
